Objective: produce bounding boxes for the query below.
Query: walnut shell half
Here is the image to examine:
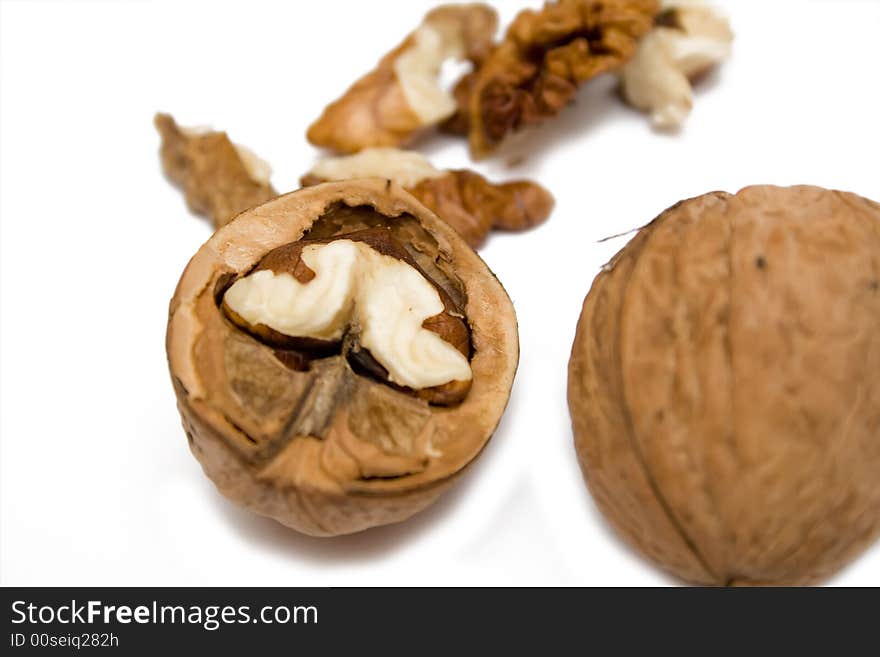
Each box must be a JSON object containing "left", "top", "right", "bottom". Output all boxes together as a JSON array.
[
  {"left": 167, "top": 179, "right": 518, "bottom": 536},
  {"left": 568, "top": 185, "right": 880, "bottom": 585}
]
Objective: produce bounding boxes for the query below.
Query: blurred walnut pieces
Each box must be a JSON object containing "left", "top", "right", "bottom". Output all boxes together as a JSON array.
[
  {"left": 156, "top": 111, "right": 553, "bottom": 248},
  {"left": 306, "top": 3, "right": 499, "bottom": 154},
  {"left": 618, "top": 1, "right": 733, "bottom": 129},
  {"left": 303, "top": 148, "right": 554, "bottom": 248},
  {"left": 409, "top": 169, "right": 553, "bottom": 248},
  {"left": 448, "top": 0, "right": 659, "bottom": 158},
  {"left": 305, "top": 0, "right": 733, "bottom": 159},
  {"left": 155, "top": 113, "right": 277, "bottom": 228}
]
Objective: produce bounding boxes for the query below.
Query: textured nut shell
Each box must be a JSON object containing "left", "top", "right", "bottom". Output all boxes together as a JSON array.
[
  {"left": 568, "top": 185, "right": 880, "bottom": 585},
  {"left": 168, "top": 179, "right": 518, "bottom": 536}
]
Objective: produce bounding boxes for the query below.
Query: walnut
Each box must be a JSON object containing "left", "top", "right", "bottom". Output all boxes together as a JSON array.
[
  {"left": 453, "top": 0, "right": 659, "bottom": 158},
  {"left": 619, "top": 1, "right": 733, "bottom": 129},
  {"left": 167, "top": 179, "right": 518, "bottom": 535},
  {"left": 154, "top": 113, "right": 276, "bottom": 228},
  {"left": 302, "top": 148, "right": 554, "bottom": 248},
  {"left": 568, "top": 185, "right": 880, "bottom": 585},
  {"left": 307, "top": 4, "right": 498, "bottom": 154}
]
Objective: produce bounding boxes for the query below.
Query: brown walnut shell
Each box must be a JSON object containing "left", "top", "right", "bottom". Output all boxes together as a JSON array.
[
  {"left": 568, "top": 185, "right": 880, "bottom": 585},
  {"left": 167, "top": 179, "right": 518, "bottom": 536}
]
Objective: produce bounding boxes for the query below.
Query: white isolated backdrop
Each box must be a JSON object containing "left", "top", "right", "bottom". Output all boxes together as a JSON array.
[{"left": 1, "top": 0, "right": 879, "bottom": 587}]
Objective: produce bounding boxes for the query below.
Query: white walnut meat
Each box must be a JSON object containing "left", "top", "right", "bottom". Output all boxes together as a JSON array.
[
  {"left": 302, "top": 148, "right": 554, "bottom": 248},
  {"left": 568, "top": 185, "right": 880, "bottom": 585},
  {"left": 307, "top": 4, "right": 498, "bottom": 153},
  {"left": 220, "top": 226, "right": 473, "bottom": 405},
  {"left": 619, "top": 1, "right": 733, "bottom": 129},
  {"left": 155, "top": 113, "right": 277, "bottom": 228},
  {"left": 167, "top": 179, "right": 519, "bottom": 535}
]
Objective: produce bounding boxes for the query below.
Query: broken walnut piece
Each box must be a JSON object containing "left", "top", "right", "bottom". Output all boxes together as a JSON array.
[
  {"left": 306, "top": 4, "right": 498, "bottom": 154},
  {"left": 220, "top": 227, "right": 473, "bottom": 405},
  {"left": 619, "top": 1, "right": 733, "bottom": 129},
  {"left": 454, "top": 0, "right": 659, "bottom": 158},
  {"left": 167, "top": 179, "right": 519, "bottom": 535},
  {"left": 155, "top": 113, "right": 277, "bottom": 228},
  {"left": 302, "top": 148, "right": 554, "bottom": 248}
]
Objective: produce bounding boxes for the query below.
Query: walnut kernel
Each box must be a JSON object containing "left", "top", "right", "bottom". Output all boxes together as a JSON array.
[
  {"left": 307, "top": 4, "right": 498, "bottom": 153},
  {"left": 303, "top": 147, "right": 554, "bottom": 247},
  {"left": 619, "top": 1, "right": 733, "bottom": 128},
  {"left": 155, "top": 113, "right": 276, "bottom": 228}
]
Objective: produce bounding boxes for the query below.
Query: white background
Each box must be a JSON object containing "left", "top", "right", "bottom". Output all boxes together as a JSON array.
[{"left": 1, "top": 0, "right": 879, "bottom": 586}]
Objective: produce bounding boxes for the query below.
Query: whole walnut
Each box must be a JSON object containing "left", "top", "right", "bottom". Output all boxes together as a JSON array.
[{"left": 568, "top": 185, "right": 880, "bottom": 585}]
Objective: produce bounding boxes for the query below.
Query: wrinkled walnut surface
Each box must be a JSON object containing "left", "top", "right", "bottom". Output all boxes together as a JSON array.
[
  {"left": 155, "top": 113, "right": 276, "bottom": 228},
  {"left": 306, "top": 4, "right": 498, "bottom": 153},
  {"left": 168, "top": 179, "right": 519, "bottom": 536},
  {"left": 302, "top": 148, "right": 554, "bottom": 248},
  {"left": 568, "top": 185, "right": 880, "bottom": 585},
  {"left": 454, "top": 0, "right": 658, "bottom": 157}
]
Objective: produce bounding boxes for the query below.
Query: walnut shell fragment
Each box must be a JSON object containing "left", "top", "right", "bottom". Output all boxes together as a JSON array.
[
  {"left": 619, "top": 1, "right": 733, "bottom": 129},
  {"left": 455, "top": 0, "right": 659, "bottom": 158},
  {"left": 155, "top": 113, "right": 277, "bottom": 228},
  {"left": 306, "top": 4, "right": 498, "bottom": 154},
  {"left": 302, "top": 147, "right": 554, "bottom": 248},
  {"left": 568, "top": 185, "right": 880, "bottom": 585},
  {"left": 168, "top": 179, "right": 519, "bottom": 536}
]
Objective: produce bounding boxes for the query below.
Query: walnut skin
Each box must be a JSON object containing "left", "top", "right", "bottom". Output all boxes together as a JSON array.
[
  {"left": 306, "top": 4, "right": 498, "bottom": 154},
  {"left": 455, "top": 0, "right": 658, "bottom": 158},
  {"left": 155, "top": 113, "right": 276, "bottom": 228},
  {"left": 409, "top": 170, "right": 553, "bottom": 248},
  {"left": 568, "top": 186, "right": 880, "bottom": 585},
  {"left": 168, "top": 179, "right": 519, "bottom": 536},
  {"left": 302, "top": 148, "right": 554, "bottom": 248}
]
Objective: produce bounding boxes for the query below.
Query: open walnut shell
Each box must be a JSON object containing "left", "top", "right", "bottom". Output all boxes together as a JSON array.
[
  {"left": 167, "top": 179, "right": 518, "bottom": 536},
  {"left": 302, "top": 148, "right": 554, "bottom": 248},
  {"left": 569, "top": 185, "right": 880, "bottom": 585},
  {"left": 307, "top": 4, "right": 498, "bottom": 154},
  {"left": 455, "top": 0, "right": 658, "bottom": 158}
]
